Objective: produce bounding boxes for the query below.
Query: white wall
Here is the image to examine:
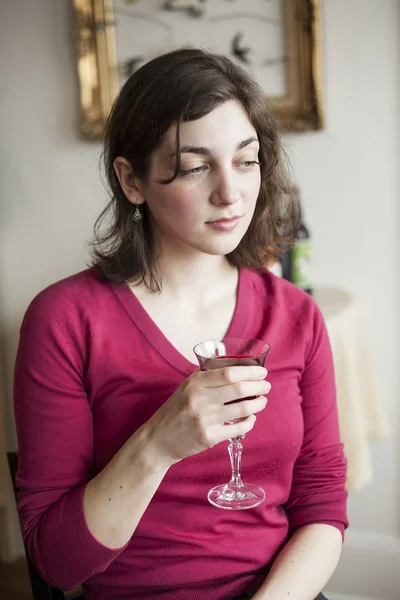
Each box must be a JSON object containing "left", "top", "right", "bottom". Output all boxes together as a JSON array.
[
  {"left": 0, "top": 0, "right": 104, "bottom": 441},
  {"left": 287, "top": 2, "right": 400, "bottom": 598},
  {"left": 290, "top": 0, "right": 400, "bottom": 535},
  {"left": 0, "top": 1, "right": 399, "bottom": 597}
]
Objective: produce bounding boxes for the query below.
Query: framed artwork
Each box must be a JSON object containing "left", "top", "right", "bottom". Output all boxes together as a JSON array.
[{"left": 73, "top": 0, "right": 324, "bottom": 140}]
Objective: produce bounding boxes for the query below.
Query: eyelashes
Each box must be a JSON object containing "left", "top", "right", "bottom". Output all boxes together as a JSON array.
[
  {"left": 180, "top": 165, "right": 208, "bottom": 176},
  {"left": 180, "top": 161, "right": 260, "bottom": 177},
  {"left": 240, "top": 161, "right": 260, "bottom": 168}
]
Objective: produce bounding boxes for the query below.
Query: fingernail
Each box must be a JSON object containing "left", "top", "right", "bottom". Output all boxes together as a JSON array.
[{"left": 257, "top": 367, "right": 267, "bottom": 377}]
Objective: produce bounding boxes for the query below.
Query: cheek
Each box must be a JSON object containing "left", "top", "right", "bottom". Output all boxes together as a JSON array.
[
  {"left": 241, "top": 173, "right": 261, "bottom": 206},
  {"left": 152, "top": 187, "right": 201, "bottom": 226},
  {"left": 250, "top": 173, "right": 262, "bottom": 199}
]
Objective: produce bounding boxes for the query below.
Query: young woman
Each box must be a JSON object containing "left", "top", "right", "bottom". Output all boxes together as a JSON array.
[{"left": 14, "top": 48, "right": 347, "bottom": 600}]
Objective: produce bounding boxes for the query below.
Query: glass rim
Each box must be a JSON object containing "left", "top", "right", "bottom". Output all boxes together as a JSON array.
[{"left": 193, "top": 337, "right": 271, "bottom": 358}]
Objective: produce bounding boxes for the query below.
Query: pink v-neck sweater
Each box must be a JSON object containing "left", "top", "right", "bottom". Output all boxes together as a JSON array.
[{"left": 14, "top": 267, "right": 348, "bottom": 600}]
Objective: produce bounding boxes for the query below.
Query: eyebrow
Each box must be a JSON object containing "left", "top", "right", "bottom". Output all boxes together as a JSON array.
[{"left": 172, "top": 136, "right": 259, "bottom": 157}]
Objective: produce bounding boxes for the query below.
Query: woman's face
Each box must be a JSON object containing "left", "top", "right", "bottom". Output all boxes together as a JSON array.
[{"left": 119, "top": 100, "right": 261, "bottom": 258}]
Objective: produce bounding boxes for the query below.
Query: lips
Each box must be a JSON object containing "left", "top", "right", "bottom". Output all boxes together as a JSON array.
[
  {"left": 206, "top": 216, "right": 242, "bottom": 232},
  {"left": 207, "top": 216, "right": 241, "bottom": 224}
]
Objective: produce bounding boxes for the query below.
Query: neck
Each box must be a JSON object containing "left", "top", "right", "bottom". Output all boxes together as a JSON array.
[
  {"left": 132, "top": 222, "right": 239, "bottom": 306},
  {"left": 157, "top": 250, "right": 237, "bottom": 306}
]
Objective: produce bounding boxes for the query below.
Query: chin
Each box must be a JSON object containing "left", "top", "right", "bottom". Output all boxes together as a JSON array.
[{"left": 198, "top": 238, "right": 243, "bottom": 257}]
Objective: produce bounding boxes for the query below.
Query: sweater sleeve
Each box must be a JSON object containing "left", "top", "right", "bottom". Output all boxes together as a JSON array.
[
  {"left": 284, "top": 301, "right": 349, "bottom": 537},
  {"left": 13, "top": 286, "right": 127, "bottom": 590}
]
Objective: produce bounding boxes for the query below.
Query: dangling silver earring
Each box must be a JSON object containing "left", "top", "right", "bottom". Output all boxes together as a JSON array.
[{"left": 132, "top": 205, "right": 143, "bottom": 222}]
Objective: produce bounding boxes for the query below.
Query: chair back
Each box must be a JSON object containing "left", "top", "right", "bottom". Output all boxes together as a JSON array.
[{"left": 7, "top": 451, "right": 69, "bottom": 600}]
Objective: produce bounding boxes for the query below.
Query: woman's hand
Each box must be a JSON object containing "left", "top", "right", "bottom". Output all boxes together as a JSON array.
[
  {"left": 82, "top": 366, "right": 270, "bottom": 549},
  {"left": 143, "top": 366, "right": 271, "bottom": 466}
]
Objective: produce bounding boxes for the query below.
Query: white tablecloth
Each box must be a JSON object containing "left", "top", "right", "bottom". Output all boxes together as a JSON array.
[{"left": 314, "top": 287, "right": 390, "bottom": 492}]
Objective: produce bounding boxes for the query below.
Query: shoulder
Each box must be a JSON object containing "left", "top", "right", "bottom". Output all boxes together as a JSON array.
[
  {"left": 244, "top": 268, "right": 325, "bottom": 357},
  {"left": 21, "top": 268, "right": 114, "bottom": 332},
  {"left": 247, "top": 268, "right": 320, "bottom": 320}
]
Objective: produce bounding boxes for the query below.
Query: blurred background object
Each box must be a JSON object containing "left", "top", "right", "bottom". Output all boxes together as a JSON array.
[
  {"left": 280, "top": 184, "right": 313, "bottom": 295},
  {"left": 73, "top": 0, "right": 324, "bottom": 138}
]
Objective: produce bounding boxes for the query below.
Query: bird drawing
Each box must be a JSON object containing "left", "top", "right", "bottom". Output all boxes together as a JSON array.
[
  {"left": 231, "top": 32, "right": 251, "bottom": 64},
  {"left": 163, "top": 0, "right": 206, "bottom": 18}
]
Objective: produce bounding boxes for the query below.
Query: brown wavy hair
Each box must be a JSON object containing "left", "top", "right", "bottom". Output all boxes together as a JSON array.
[{"left": 91, "top": 47, "right": 299, "bottom": 291}]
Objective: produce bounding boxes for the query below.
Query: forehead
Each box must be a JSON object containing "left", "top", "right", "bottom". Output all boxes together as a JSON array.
[{"left": 160, "top": 100, "right": 258, "bottom": 155}]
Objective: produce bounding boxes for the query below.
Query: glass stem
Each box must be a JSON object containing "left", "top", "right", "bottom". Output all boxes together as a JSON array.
[{"left": 228, "top": 438, "right": 245, "bottom": 488}]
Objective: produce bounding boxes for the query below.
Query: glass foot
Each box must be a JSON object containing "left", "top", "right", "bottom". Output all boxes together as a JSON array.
[{"left": 208, "top": 483, "right": 266, "bottom": 510}]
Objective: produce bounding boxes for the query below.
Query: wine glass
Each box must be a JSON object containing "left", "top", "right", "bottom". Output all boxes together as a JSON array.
[{"left": 193, "top": 337, "right": 270, "bottom": 510}]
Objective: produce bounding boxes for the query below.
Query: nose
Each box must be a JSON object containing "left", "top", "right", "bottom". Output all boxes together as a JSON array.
[{"left": 210, "top": 169, "right": 240, "bottom": 206}]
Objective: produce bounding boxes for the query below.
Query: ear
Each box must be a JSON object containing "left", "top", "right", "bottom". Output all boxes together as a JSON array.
[{"left": 113, "top": 157, "right": 146, "bottom": 206}]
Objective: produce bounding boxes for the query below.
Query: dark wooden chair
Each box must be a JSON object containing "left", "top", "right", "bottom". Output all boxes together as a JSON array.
[{"left": 7, "top": 451, "right": 84, "bottom": 600}]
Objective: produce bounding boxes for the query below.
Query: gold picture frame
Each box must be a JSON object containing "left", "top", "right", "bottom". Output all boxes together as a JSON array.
[{"left": 73, "top": 0, "right": 324, "bottom": 140}]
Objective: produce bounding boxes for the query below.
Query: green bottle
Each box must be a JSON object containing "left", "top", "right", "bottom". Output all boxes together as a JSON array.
[
  {"left": 291, "top": 218, "right": 312, "bottom": 295},
  {"left": 279, "top": 185, "right": 313, "bottom": 294}
]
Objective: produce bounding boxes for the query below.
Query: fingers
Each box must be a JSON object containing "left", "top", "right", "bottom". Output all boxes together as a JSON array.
[
  {"left": 224, "top": 396, "right": 268, "bottom": 422},
  {"left": 213, "top": 378, "right": 271, "bottom": 405},
  {"left": 220, "top": 414, "right": 258, "bottom": 440},
  {"left": 196, "top": 366, "right": 267, "bottom": 388}
]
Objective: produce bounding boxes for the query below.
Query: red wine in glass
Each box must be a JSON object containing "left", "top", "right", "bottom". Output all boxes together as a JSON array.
[
  {"left": 202, "top": 355, "right": 262, "bottom": 421},
  {"left": 194, "top": 339, "right": 270, "bottom": 510}
]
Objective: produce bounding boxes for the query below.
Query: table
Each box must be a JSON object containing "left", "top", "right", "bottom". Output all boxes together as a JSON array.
[{"left": 314, "top": 287, "right": 390, "bottom": 492}]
